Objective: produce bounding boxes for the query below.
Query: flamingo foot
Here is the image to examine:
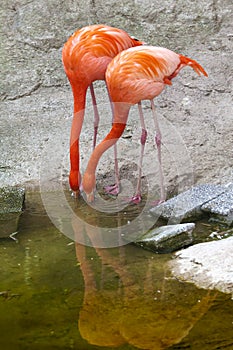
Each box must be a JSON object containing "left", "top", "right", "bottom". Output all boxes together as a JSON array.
[
  {"left": 122, "top": 193, "right": 142, "bottom": 204},
  {"left": 128, "top": 194, "right": 142, "bottom": 204},
  {"left": 104, "top": 183, "right": 120, "bottom": 196},
  {"left": 151, "top": 199, "right": 165, "bottom": 206}
]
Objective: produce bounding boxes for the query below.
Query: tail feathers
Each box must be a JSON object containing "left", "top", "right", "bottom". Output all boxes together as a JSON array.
[{"left": 179, "top": 55, "right": 208, "bottom": 77}]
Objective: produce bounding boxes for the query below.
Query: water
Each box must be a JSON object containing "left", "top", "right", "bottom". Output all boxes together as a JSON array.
[{"left": 0, "top": 192, "right": 232, "bottom": 350}]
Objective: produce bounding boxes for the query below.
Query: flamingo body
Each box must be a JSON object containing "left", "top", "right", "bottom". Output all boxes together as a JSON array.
[
  {"left": 82, "top": 46, "right": 208, "bottom": 200},
  {"left": 106, "top": 46, "right": 207, "bottom": 104},
  {"left": 62, "top": 25, "right": 143, "bottom": 193}
]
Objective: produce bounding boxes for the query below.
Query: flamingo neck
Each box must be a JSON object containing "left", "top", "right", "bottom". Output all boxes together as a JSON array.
[
  {"left": 69, "top": 83, "right": 88, "bottom": 192},
  {"left": 72, "top": 84, "right": 88, "bottom": 114},
  {"left": 82, "top": 106, "right": 130, "bottom": 195}
]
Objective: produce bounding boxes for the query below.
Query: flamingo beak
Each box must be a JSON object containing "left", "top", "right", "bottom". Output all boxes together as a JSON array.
[
  {"left": 86, "top": 191, "right": 95, "bottom": 203},
  {"left": 72, "top": 190, "right": 79, "bottom": 199}
]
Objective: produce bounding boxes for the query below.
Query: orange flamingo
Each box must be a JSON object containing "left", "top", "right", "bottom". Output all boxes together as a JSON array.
[
  {"left": 62, "top": 24, "right": 143, "bottom": 196},
  {"left": 82, "top": 46, "right": 208, "bottom": 203}
]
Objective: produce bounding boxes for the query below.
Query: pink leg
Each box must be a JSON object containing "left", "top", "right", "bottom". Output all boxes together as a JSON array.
[
  {"left": 130, "top": 101, "right": 147, "bottom": 204},
  {"left": 151, "top": 100, "right": 165, "bottom": 204},
  {"left": 90, "top": 83, "right": 100, "bottom": 150},
  {"left": 104, "top": 83, "right": 120, "bottom": 196}
]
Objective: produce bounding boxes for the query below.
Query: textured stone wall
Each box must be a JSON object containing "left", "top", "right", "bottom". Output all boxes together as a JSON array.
[{"left": 1, "top": 0, "right": 232, "bottom": 188}]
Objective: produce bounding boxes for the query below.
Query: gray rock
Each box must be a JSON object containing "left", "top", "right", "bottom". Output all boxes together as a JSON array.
[
  {"left": 134, "top": 223, "right": 195, "bottom": 253},
  {"left": 150, "top": 184, "right": 227, "bottom": 224},
  {"left": 201, "top": 183, "right": 233, "bottom": 226},
  {"left": 169, "top": 237, "right": 233, "bottom": 295},
  {"left": 0, "top": 187, "right": 25, "bottom": 239},
  {"left": 0, "top": 187, "right": 25, "bottom": 214}
]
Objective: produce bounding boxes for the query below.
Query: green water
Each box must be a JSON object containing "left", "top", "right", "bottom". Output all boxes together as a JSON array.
[{"left": 0, "top": 192, "right": 232, "bottom": 350}]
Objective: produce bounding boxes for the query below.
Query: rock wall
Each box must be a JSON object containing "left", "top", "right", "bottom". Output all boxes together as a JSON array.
[{"left": 1, "top": 0, "right": 232, "bottom": 190}]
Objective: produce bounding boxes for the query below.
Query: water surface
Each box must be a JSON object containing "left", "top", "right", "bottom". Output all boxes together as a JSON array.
[{"left": 0, "top": 192, "right": 232, "bottom": 350}]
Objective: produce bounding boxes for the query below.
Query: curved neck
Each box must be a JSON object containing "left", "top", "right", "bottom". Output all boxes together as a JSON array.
[
  {"left": 88, "top": 122, "right": 127, "bottom": 174},
  {"left": 69, "top": 84, "right": 88, "bottom": 146},
  {"left": 69, "top": 82, "right": 88, "bottom": 190},
  {"left": 83, "top": 103, "right": 130, "bottom": 188},
  {"left": 71, "top": 82, "right": 88, "bottom": 114}
]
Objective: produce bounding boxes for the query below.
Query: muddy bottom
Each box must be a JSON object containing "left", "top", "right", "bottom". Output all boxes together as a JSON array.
[{"left": 0, "top": 192, "right": 232, "bottom": 350}]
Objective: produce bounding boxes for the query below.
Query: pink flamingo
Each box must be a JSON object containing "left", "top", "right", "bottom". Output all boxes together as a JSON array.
[
  {"left": 62, "top": 24, "right": 143, "bottom": 196},
  {"left": 82, "top": 46, "right": 208, "bottom": 203}
]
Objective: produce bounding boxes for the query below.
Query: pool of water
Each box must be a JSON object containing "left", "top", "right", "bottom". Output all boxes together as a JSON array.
[{"left": 0, "top": 192, "right": 232, "bottom": 350}]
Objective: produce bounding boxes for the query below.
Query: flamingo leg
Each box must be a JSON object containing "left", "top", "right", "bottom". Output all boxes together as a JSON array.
[
  {"left": 130, "top": 101, "right": 147, "bottom": 204},
  {"left": 90, "top": 83, "right": 121, "bottom": 196},
  {"left": 90, "top": 83, "right": 100, "bottom": 150},
  {"left": 151, "top": 100, "right": 165, "bottom": 204},
  {"left": 104, "top": 83, "right": 120, "bottom": 196}
]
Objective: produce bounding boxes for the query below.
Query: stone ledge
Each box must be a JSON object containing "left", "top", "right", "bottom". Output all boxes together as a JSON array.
[
  {"left": 150, "top": 184, "right": 231, "bottom": 225},
  {"left": 201, "top": 183, "right": 233, "bottom": 226},
  {"left": 0, "top": 187, "right": 25, "bottom": 239},
  {"left": 134, "top": 223, "right": 195, "bottom": 253}
]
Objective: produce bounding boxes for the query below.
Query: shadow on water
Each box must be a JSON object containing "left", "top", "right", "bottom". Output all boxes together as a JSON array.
[{"left": 0, "top": 192, "right": 232, "bottom": 349}]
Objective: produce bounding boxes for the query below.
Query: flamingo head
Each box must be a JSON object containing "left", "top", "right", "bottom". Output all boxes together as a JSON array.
[
  {"left": 69, "top": 170, "right": 81, "bottom": 195},
  {"left": 82, "top": 172, "right": 96, "bottom": 202}
]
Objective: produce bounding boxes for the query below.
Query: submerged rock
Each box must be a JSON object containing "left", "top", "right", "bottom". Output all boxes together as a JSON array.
[
  {"left": 169, "top": 237, "right": 233, "bottom": 296},
  {"left": 150, "top": 184, "right": 228, "bottom": 224},
  {"left": 134, "top": 223, "right": 195, "bottom": 253},
  {"left": 0, "top": 187, "right": 25, "bottom": 239}
]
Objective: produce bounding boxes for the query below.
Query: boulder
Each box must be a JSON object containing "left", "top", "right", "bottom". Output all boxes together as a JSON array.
[{"left": 169, "top": 237, "right": 233, "bottom": 295}]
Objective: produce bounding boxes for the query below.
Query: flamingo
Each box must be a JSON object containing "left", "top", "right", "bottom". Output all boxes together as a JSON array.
[
  {"left": 82, "top": 46, "right": 208, "bottom": 203},
  {"left": 62, "top": 24, "right": 143, "bottom": 196}
]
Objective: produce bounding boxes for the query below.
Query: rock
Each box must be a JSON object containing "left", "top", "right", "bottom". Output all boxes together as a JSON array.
[
  {"left": 0, "top": 187, "right": 25, "bottom": 213},
  {"left": 201, "top": 183, "right": 233, "bottom": 226},
  {"left": 0, "top": 187, "right": 25, "bottom": 239},
  {"left": 150, "top": 184, "right": 228, "bottom": 224},
  {"left": 169, "top": 237, "right": 233, "bottom": 296},
  {"left": 134, "top": 223, "right": 195, "bottom": 253},
  {"left": 209, "top": 227, "right": 233, "bottom": 240}
]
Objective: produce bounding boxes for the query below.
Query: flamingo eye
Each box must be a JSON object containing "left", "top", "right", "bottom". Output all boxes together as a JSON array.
[{"left": 130, "top": 35, "right": 139, "bottom": 41}]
